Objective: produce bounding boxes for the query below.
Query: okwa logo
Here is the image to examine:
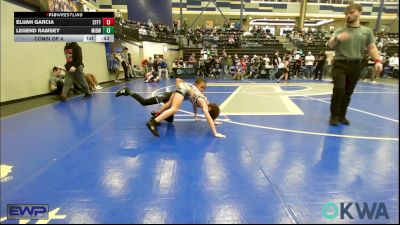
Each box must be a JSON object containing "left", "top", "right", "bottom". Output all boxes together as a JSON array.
[
  {"left": 322, "top": 202, "right": 389, "bottom": 220},
  {"left": 0, "top": 165, "right": 14, "bottom": 182}
]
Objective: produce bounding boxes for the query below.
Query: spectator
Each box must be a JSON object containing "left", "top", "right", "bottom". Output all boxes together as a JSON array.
[
  {"left": 293, "top": 50, "right": 303, "bottom": 78},
  {"left": 240, "top": 58, "right": 247, "bottom": 77},
  {"left": 360, "top": 56, "right": 375, "bottom": 81},
  {"left": 256, "top": 26, "right": 262, "bottom": 41},
  {"left": 127, "top": 53, "right": 134, "bottom": 78},
  {"left": 132, "top": 65, "right": 144, "bottom": 78},
  {"left": 232, "top": 59, "right": 243, "bottom": 80},
  {"left": 173, "top": 20, "right": 179, "bottom": 34},
  {"left": 272, "top": 51, "right": 281, "bottom": 80},
  {"left": 219, "top": 53, "right": 228, "bottom": 79},
  {"left": 223, "top": 21, "right": 229, "bottom": 30},
  {"left": 182, "top": 20, "right": 188, "bottom": 36},
  {"left": 277, "top": 57, "right": 290, "bottom": 83},
  {"left": 149, "top": 27, "right": 157, "bottom": 38},
  {"left": 147, "top": 19, "right": 154, "bottom": 28},
  {"left": 201, "top": 47, "right": 209, "bottom": 60},
  {"left": 304, "top": 51, "right": 315, "bottom": 79},
  {"left": 49, "top": 66, "right": 64, "bottom": 95},
  {"left": 388, "top": 53, "right": 399, "bottom": 78},
  {"left": 183, "top": 60, "right": 189, "bottom": 68},
  {"left": 228, "top": 35, "right": 235, "bottom": 45},
  {"left": 211, "top": 58, "right": 222, "bottom": 79},
  {"left": 377, "top": 39, "right": 384, "bottom": 51},
  {"left": 314, "top": 51, "right": 327, "bottom": 80},
  {"left": 112, "top": 53, "right": 122, "bottom": 82},
  {"left": 148, "top": 57, "right": 154, "bottom": 72},
  {"left": 188, "top": 53, "right": 196, "bottom": 68},
  {"left": 120, "top": 47, "right": 130, "bottom": 80},
  {"left": 263, "top": 54, "right": 270, "bottom": 66},
  {"left": 84, "top": 73, "right": 103, "bottom": 91},
  {"left": 177, "top": 57, "right": 184, "bottom": 67},
  {"left": 227, "top": 55, "right": 234, "bottom": 75},
  {"left": 172, "top": 58, "right": 180, "bottom": 69},
  {"left": 158, "top": 59, "right": 169, "bottom": 78},
  {"left": 139, "top": 26, "right": 147, "bottom": 36},
  {"left": 197, "top": 58, "right": 206, "bottom": 78}
]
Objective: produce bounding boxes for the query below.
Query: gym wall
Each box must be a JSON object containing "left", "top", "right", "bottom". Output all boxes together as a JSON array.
[{"left": 0, "top": 0, "right": 112, "bottom": 102}]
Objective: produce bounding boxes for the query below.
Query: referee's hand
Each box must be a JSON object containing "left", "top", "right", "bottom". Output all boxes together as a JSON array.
[{"left": 337, "top": 32, "right": 350, "bottom": 42}]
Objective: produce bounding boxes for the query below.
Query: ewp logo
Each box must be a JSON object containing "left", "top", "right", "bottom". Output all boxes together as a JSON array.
[
  {"left": 7, "top": 204, "right": 49, "bottom": 220},
  {"left": 322, "top": 202, "right": 389, "bottom": 220}
]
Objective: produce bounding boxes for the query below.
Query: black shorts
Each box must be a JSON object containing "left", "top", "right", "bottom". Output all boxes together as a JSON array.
[
  {"left": 175, "top": 89, "right": 184, "bottom": 96},
  {"left": 157, "top": 92, "right": 173, "bottom": 103}
]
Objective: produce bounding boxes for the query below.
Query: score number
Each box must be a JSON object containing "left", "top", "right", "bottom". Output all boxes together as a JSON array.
[
  {"left": 102, "top": 18, "right": 114, "bottom": 34},
  {"left": 103, "top": 26, "right": 114, "bottom": 34},
  {"left": 102, "top": 18, "right": 115, "bottom": 26}
]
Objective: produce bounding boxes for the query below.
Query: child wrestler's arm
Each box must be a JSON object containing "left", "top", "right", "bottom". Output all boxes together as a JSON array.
[{"left": 198, "top": 98, "right": 225, "bottom": 138}]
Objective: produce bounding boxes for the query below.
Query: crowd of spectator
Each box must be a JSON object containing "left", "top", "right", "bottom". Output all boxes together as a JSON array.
[
  {"left": 168, "top": 48, "right": 325, "bottom": 81},
  {"left": 111, "top": 15, "right": 398, "bottom": 83},
  {"left": 115, "top": 18, "right": 177, "bottom": 44},
  {"left": 185, "top": 25, "right": 282, "bottom": 49},
  {"left": 49, "top": 66, "right": 103, "bottom": 95},
  {"left": 286, "top": 28, "right": 330, "bottom": 49}
]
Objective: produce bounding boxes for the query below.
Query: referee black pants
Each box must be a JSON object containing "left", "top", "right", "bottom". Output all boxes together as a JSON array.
[{"left": 330, "top": 61, "right": 362, "bottom": 118}]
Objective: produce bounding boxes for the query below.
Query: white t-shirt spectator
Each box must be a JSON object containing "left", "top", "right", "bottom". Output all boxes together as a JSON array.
[
  {"left": 377, "top": 41, "right": 384, "bottom": 49},
  {"left": 139, "top": 27, "right": 147, "bottom": 36},
  {"left": 201, "top": 49, "right": 209, "bottom": 60},
  {"left": 305, "top": 55, "right": 315, "bottom": 66},
  {"left": 389, "top": 56, "right": 399, "bottom": 69},
  {"left": 278, "top": 61, "right": 285, "bottom": 69},
  {"left": 263, "top": 56, "right": 270, "bottom": 65}
]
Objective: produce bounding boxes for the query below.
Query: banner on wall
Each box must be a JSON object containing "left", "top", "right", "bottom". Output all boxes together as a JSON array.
[{"left": 48, "top": 0, "right": 83, "bottom": 12}]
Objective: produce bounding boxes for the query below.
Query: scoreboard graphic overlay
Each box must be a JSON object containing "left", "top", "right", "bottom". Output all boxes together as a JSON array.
[{"left": 14, "top": 12, "right": 114, "bottom": 42}]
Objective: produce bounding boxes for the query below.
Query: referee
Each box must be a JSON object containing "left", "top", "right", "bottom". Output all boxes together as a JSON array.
[{"left": 327, "top": 3, "right": 383, "bottom": 126}]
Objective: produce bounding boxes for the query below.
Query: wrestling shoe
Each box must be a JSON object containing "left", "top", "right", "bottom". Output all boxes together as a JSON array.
[
  {"left": 146, "top": 119, "right": 160, "bottom": 137},
  {"left": 151, "top": 112, "right": 174, "bottom": 123},
  {"left": 115, "top": 87, "right": 129, "bottom": 97}
]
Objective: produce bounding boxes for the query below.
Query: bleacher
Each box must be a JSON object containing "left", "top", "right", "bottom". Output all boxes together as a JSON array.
[
  {"left": 384, "top": 32, "right": 399, "bottom": 56},
  {"left": 184, "top": 28, "right": 286, "bottom": 59},
  {"left": 301, "top": 38, "right": 330, "bottom": 56},
  {"left": 115, "top": 20, "right": 177, "bottom": 44},
  {"left": 183, "top": 46, "right": 287, "bottom": 61}
]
